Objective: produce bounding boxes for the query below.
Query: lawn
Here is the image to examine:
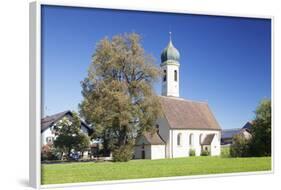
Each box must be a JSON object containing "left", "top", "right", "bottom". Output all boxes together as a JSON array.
[{"left": 41, "top": 156, "right": 271, "bottom": 185}]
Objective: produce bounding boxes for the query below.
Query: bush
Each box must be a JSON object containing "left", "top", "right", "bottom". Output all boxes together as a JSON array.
[
  {"left": 221, "top": 147, "right": 230, "bottom": 158},
  {"left": 201, "top": 150, "right": 210, "bottom": 156},
  {"left": 112, "top": 145, "right": 133, "bottom": 162},
  {"left": 189, "top": 149, "right": 195, "bottom": 156},
  {"left": 41, "top": 144, "right": 60, "bottom": 161},
  {"left": 230, "top": 134, "right": 250, "bottom": 157}
]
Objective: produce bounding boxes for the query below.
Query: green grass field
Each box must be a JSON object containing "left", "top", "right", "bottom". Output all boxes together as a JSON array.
[{"left": 41, "top": 156, "right": 271, "bottom": 185}]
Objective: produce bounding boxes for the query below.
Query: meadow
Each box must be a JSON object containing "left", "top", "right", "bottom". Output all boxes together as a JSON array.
[{"left": 42, "top": 156, "right": 271, "bottom": 185}]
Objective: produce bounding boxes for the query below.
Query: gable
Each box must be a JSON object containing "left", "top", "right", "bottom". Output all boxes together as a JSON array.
[
  {"left": 41, "top": 110, "right": 91, "bottom": 134},
  {"left": 159, "top": 96, "right": 221, "bottom": 130}
]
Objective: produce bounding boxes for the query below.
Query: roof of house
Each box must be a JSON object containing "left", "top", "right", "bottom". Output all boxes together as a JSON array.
[
  {"left": 201, "top": 134, "right": 215, "bottom": 145},
  {"left": 41, "top": 110, "right": 91, "bottom": 133},
  {"left": 221, "top": 121, "right": 253, "bottom": 139},
  {"left": 242, "top": 121, "right": 253, "bottom": 131},
  {"left": 159, "top": 96, "right": 221, "bottom": 130},
  {"left": 221, "top": 128, "right": 241, "bottom": 139},
  {"left": 136, "top": 132, "right": 165, "bottom": 145}
]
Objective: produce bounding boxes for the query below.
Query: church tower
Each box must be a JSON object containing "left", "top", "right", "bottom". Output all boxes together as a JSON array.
[{"left": 160, "top": 32, "right": 180, "bottom": 97}]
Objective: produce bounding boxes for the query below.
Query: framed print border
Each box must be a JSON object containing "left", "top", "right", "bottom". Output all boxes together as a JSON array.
[{"left": 29, "top": 1, "right": 274, "bottom": 189}]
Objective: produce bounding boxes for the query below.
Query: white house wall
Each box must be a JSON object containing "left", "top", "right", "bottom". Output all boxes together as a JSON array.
[
  {"left": 41, "top": 119, "right": 90, "bottom": 147},
  {"left": 41, "top": 128, "right": 55, "bottom": 146}
]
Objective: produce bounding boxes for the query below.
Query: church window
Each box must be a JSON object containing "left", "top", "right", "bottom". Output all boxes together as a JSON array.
[
  {"left": 163, "top": 70, "right": 167, "bottom": 82},
  {"left": 174, "top": 70, "right": 177, "bottom": 81},
  {"left": 177, "top": 133, "right": 182, "bottom": 146},
  {"left": 189, "top": 134, "right": 194, "bottom": 146}
]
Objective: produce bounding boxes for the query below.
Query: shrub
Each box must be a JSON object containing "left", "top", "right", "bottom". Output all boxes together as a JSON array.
[
  {"left": 189, "top": 149, "right": 195, "bottom": 156},
  {"left": 201, "top": 150, "right": 210, "bottom": 156},
  {"left": 230, "top": 134, "right": 250, "bottom": 157},
  {"left": 221, "top": 147, "right": 230, "bottom": 158},
  {"left": 41, "top": 144, "right": 60, "bottom": 161},
  {"left": 112, "top": 145, "right": 133, "bottom": 162}
]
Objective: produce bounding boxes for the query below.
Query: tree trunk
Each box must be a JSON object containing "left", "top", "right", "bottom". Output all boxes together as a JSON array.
[{"left": 68, "top": 148, "right": 71, "bottom": 160}]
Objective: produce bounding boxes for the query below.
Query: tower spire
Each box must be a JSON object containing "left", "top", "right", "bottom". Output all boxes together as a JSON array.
[{"left": 169, "top": 31, "right": 172, "bottom": 43}]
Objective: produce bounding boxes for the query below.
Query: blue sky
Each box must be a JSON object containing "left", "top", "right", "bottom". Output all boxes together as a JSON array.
[{"left": 41, "top": 5, "right": 271, "bottom": 129}]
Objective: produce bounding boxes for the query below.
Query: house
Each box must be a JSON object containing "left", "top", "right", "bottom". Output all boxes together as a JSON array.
[
  {"left": 134, "top": 33, "right": 221, "bottom": 159},
  {"left": 41, "top": 110, "right": 92, "bottom": 146},
  {"left": 221, "top": 121, "right": 252, "bottom": 145}
]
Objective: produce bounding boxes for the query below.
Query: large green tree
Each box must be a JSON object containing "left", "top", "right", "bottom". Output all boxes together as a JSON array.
[
  {"left": 79, "top": 33, "right": 162, "bottom": 158},
  {"left": 53, "top": 112, "right": 91, "bottom": 160},
  {"left": 250, "top": 99, "right": 271, "bottom": 156}
]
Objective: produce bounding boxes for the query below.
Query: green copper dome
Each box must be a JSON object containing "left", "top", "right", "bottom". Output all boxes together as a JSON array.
[{"left": 161, "top": 33, "right": 180, "bottom": 63}]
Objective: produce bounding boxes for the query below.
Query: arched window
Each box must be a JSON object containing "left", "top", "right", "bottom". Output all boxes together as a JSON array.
[
  {"left": 174, "top": 70, "right": 177, "bottom": 81},
  {"left": 189, "top": 133, "right": 194, "bottom": 146},
  {"left": 163, "top": 70, "right": 167, "bottom": 82},
  {"left": 177, "top": 133, "right": 182, "bottom": 146},
  {"left": 199, "top": 134, "right": 203, "bottom": 144}
]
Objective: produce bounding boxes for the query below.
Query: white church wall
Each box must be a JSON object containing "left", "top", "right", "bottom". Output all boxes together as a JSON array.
[
  {"left": 210, "top": 134, "right": 221, "bottom": 156},
  {"left": 156, "top": 117, "right": 171, "bottom": 158},
  {"left": 161, "top": 63, "right": 180, "bottom": 97},
  {"left": 151, "top": 145, "right": 166, "bottom": 160},
  {"left": 170, "top": 129, "right": 189, "bottom": 158},
  {"left": 170, "top": 129, "right": 221, "bottom": 158}
]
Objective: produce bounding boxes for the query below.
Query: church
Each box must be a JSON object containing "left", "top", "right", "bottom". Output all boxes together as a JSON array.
[{"left": 134, "top": 34, "right": 221, "bottom": 159}]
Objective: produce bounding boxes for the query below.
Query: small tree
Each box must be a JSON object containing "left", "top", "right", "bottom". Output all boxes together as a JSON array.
[
  {"left": 41, "top": 144, "right": 60, "bottom": 161},
  {"left": 53, "top": 112, "right": 91, "bottom": 160},
  {"left": 230, "top": 134, "right": 250, "bottom": 157},
  {"left": 250, "top": 99, "right": 271, "bottom": 156},
  {"left": 112, "top": 144, "right": 134, "bottom": 162}
]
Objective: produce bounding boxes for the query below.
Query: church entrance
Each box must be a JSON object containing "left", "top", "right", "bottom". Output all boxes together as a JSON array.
[{"left": 141, "top": 150, "right": 145, "bottom": 159}]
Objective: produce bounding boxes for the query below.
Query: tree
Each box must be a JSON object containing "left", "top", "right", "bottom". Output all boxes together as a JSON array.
[
  {"left": 53, "top": 112, "right": 91, "bottom": 160},
  {"left": 230, "top": 99, "right": 271, "bottom": 157},
  {"left": 250, "top": 99, "right": 271, "bottom": 156},
  {"left": 230, "top": 134, "right": 251, "bottom": 157},
  {"left": 79, "top": 33, "right": 162, "bottom": 161}
]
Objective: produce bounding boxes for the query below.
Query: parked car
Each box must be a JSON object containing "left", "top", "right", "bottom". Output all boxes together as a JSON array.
[{"left": 69, "top": 152, "right": 80, "bottom": 160}]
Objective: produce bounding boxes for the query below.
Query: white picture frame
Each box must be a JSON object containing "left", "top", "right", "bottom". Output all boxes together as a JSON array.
[{"left": 29, "top": 1, "right": 274, "bottom": 189}]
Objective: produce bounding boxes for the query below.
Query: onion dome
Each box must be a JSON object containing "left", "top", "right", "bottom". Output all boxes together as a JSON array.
[{"left": 161, "top": 32, "right": 180, "bottom": 63}]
